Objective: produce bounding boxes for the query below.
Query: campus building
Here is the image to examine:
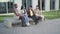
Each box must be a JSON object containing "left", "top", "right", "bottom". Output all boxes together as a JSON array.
[{"left": 0, "top": 0, "right": 60, "bottom": 14}]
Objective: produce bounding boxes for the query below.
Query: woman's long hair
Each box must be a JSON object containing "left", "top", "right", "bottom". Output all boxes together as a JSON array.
[{"left": 21, "top": 5, "right": 26, "bottom": 10}]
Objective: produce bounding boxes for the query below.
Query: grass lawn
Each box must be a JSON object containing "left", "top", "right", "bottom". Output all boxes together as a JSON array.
[
  {"left": 42, "top": 10, "right": 60, "bottom": 19},
  {"left": 0, "top": 10, "right": 60, "bottom": 22},
  {"left": 0, "top": 15, "right": 13, "bottom": 22}
]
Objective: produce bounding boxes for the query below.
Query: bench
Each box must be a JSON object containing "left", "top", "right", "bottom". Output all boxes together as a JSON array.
[
  {"left": 4, "top": 15, "right": 45, "bottom": 28},
  {"left": 4, "top": 17, "right": 22, "bottom": 28}
]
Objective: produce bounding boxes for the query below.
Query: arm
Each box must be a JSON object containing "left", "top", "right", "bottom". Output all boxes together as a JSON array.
[
  {"left": 27, "top": 10, "right": 30, "bottom": 16},
  {"left": 38, "top": 10, "right": 40, "bottom": 15},
  {"left": 14, "top": 9, "right": 22, "bottom": 16},
  {"left": 14, "top": 9, "right": 18, "bottom": 16},
  {"left": 32, "top": 9, "right": 35, "bottom": 15}
]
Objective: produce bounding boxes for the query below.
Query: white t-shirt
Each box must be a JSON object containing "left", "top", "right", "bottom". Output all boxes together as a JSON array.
[
  {"left": 34, "top": 9, "right": 40, "bottom": 16},
  {"left": 13, "top": 8, "right": 21, "bottom": 19},
  {"left": 21, "top": 9, "right": 27, "bottom": 16}
]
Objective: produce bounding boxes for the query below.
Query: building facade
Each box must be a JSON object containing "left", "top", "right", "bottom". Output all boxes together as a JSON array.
[{"left": 0, "top": 0, "right": 60, "bottom": 14}]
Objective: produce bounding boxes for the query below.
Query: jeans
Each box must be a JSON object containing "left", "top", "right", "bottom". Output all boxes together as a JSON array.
[
  {"left": 19, "top": 15, "right": 29, "bottom": 26},
  {"left": 23, "top": 15, "right": 29, "bottom": 23}
]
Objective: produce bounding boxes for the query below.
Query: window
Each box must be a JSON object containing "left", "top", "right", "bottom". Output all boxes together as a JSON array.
[
  {"left": 22, "top": 0, "right": 32, "bottom": 9},
  {"left": 22, "top": 0, "right": 27, "bottom": 8},
  {"left": 38, "top": 0, "right": 45, "bottom": 10},
  {"left": 42, "top": 0, "right": 45, "bottom": 10},
  {"left": 50, "top": 0, "right": 55, "bottom": 10},
  {"left": 0, "top": 0, "right": 14, "bottom": 14},
  {"left": 38, "top": 0, "right": 40, "bottom": 10},
  {"left": 8, "top": 2, "right": 13, "bottom": 13},
  {"left": 0, "top": 2, "right": 6, "bottom": 14},
  {"left": 59, "top": 0, "right": 60, "bottom": 9},
  {"left": 0, "top": 2, "right": 13, "bottom": 14}
]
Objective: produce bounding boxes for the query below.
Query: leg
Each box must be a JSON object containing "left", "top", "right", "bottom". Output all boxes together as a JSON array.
[
  {"left": 31, "top": 15, "right": 39, "bottom": 24},
  {"left": 24, "top": 15, "right": 30, "bottom": 26},
  {"left": 21, "top": 15, "right": 30, "bottom": 27},
  {"left": 19, "top": 16, "right": 25, "bottom": 26},
  {"left": 36, "top": 16, "right": 42, "bottom": 21},
  {"left": 19, "top": 16, "right": 27, "bottom": 27},
  {"left": 40, "top": 15, "right": 45, "bottom": 21}
]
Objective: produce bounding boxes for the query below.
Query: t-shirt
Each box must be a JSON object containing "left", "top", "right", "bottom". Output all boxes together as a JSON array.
[
  {"left": 30, "top": 10, "right": 34, "bottom": 16},
  {"left": 14, "top": 8, "right": 21, "bottom": 19},
  {"left": 34, "top": 9, "right": 40, "bottom": 16},
  {"left": 21, "top": 9, "right": 28, "bottom": 16}
]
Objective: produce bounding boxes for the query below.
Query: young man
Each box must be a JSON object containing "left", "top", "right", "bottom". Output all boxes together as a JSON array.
[{"left": 34, "top": 5, "right": 42, "bottom": 20}]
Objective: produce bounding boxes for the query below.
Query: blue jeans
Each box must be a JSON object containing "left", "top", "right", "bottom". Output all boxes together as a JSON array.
[
  {"left": 21, "top": 15, "right": 29, "bottom": 25},
  {"left": 23, "top": 15, "right": 29, "bottom": 23}
]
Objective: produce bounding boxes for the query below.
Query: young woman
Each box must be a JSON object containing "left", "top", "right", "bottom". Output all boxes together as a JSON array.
[
  {"left": 20, "top": 5, "right": 30, "bottom": 26},
  {"left": 27, "top": 6, "right": 39, "bottom": 24}
]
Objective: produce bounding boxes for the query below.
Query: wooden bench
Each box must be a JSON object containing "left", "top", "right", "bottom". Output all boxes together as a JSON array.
[{"left": 4, "top": 15, "right": 45, "bottom": 28}]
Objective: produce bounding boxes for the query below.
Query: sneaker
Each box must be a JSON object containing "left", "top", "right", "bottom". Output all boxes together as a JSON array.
[{"left": 26, "top": 23, "right": 30, "bottom": 26}]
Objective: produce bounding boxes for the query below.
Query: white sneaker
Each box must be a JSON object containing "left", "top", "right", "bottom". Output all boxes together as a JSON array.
[{"left": 26, "top": 23, "right": 30, "bottom": 26}]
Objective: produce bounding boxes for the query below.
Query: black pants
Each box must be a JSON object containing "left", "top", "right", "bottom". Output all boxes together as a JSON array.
[
  {"left": 28, "top": 15, "right": 40, "bottom": 24},
  {"left": 19, "top": 16, "right": 26, "bottom": 26}
]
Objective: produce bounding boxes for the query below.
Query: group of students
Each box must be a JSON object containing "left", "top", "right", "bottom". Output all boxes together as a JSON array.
[{"left": 14, "top": 4, "right": 42, "bottom": 27}]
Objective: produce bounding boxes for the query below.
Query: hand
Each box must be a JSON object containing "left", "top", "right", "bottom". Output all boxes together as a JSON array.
[{"left": 19, "top": 14, "right": 23, "bottom": 17}]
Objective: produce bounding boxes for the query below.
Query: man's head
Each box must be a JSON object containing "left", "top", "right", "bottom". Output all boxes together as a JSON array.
[
  {"left": 14, "top": 4, "right": 18, "bottom": 8},
  {"left": 36, "top": 5, "right": 39, "bottom": 9},
  {"left": 29, "top": 5, "right": 32, "bottom": 10}
]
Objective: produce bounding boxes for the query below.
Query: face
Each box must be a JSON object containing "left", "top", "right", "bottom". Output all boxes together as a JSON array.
[
  {"left": 14, "top": 4, "right": 18, "bottom": 8},
  {"left": 36, "top": 6, "right": 39, "bottom": 9},
  {"left": 29, "top": 7, "right": 32, "bottom": 10}
]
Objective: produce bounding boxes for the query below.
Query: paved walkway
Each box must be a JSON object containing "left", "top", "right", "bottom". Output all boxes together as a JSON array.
[{"left": 0, "top": 19, "right": 60, "bottom": 34}]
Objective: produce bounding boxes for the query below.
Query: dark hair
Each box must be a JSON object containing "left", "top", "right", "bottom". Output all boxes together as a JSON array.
[
  {"left": 21, "top": 5, "right": 25, "bottom": 10},
  {"left": 30, "top": 5, "right": 32, "bottom": 8},
  {"left": 14, "top": 4, "right": 17, "bottom": 7},
  {"left": 36, "top": 5, "right": 40, "bottom": 9},
  {"left": 36, "top": 5, "right": 39, "bottom": 7},
  {"left": 21, "top": 6, "right": 23, "bottom": 10}
]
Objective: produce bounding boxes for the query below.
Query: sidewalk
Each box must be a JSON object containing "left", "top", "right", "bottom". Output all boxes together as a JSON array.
[{"left": 0, "top": 19, "right": 60, "bottom": 34}]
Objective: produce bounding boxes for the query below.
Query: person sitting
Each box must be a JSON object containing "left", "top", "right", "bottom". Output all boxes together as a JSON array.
[
  {"left": 20, "top": 5, "right": 30, "bottom": 26},
  {"left": 13, "top": 4, "right": 23, "bottom": 20},
  {"left": 13, "top": 4, "right": 30, "bottom": 27},
  {"left": 34, "top": 5, "right": 42, "bottom": 21},
  {"left": 27, "top": 6, "right": 39, "bottom": 24}
]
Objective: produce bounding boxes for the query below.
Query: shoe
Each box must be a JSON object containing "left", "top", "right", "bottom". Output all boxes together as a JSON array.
[
  {"left": 35, "top": 22, "right": 38, "bottom": 25},
  {"left": 26, "top": 23, "right": 30, "bottom": 26},
  {"left": 35, "top": 20, "right": 39, "bottom": 25},
  {"left": 22, "top": 23, "right": 26, "bottom": 27}
]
